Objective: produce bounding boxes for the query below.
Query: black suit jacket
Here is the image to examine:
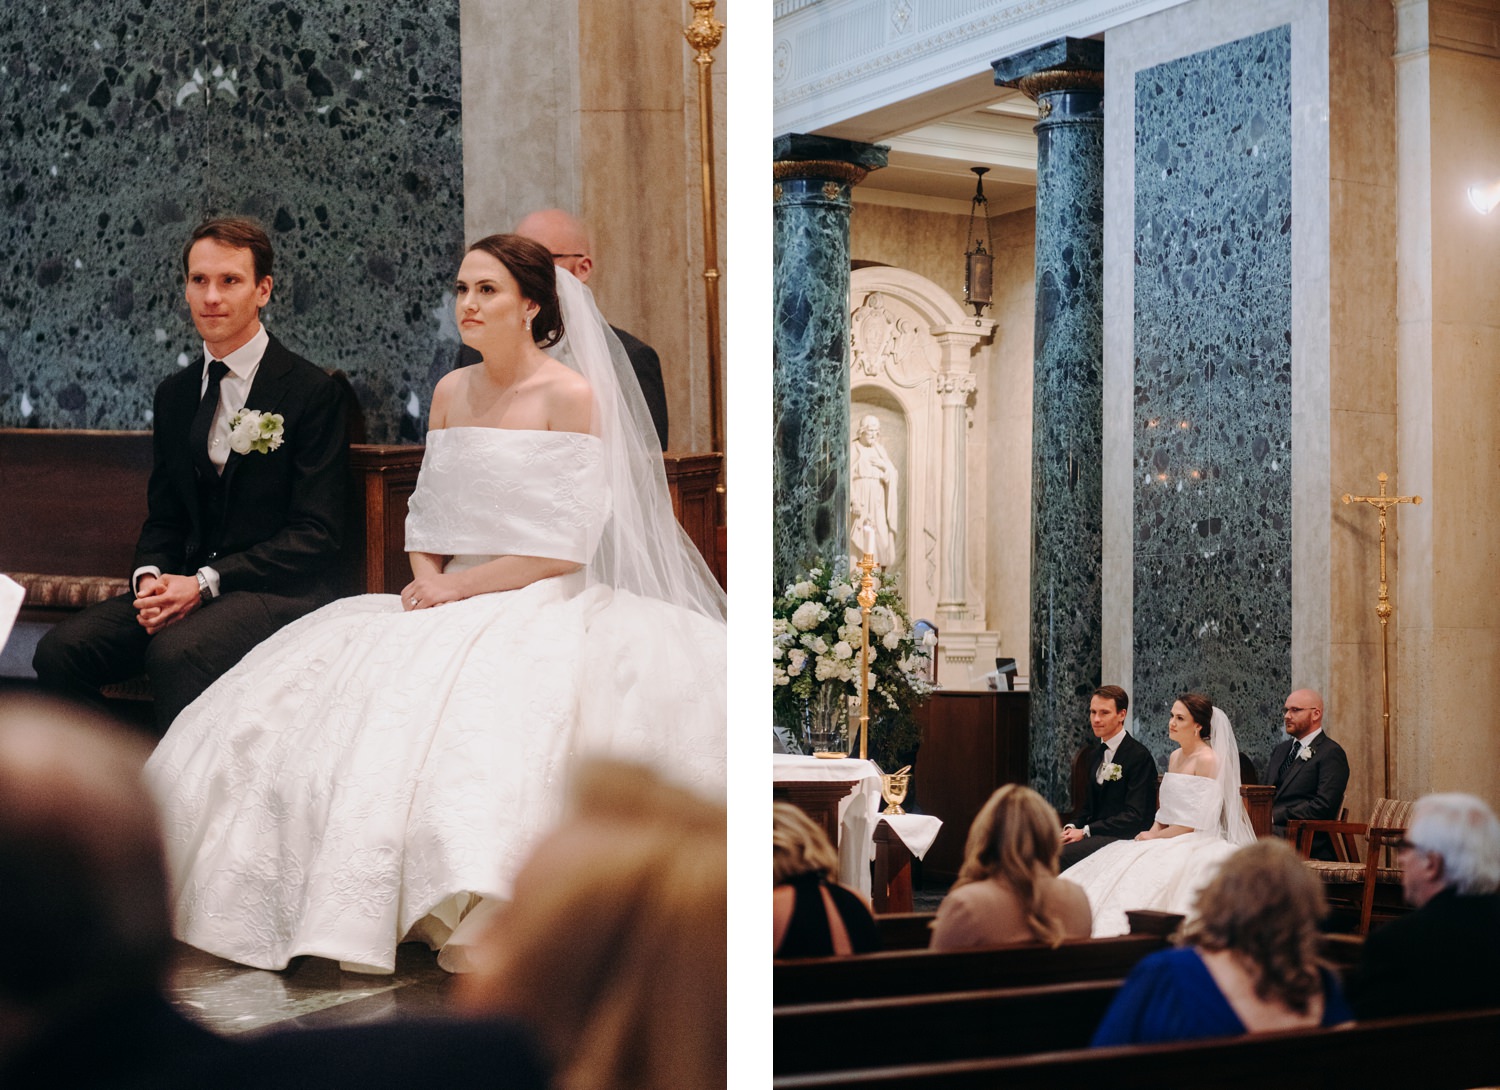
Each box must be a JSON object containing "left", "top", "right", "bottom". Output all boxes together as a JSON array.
[
  {"left": 137, "top": 333, "right": 348, "bottom": 605},
  {"left": 1268, "top": 731, "right": 1349, "bottom": 860},
  {"left": 1345, "top": 887, "right": 1500, "bottom": 1019},
  {"left": 610, "top": 324, "right": 669, "bottom": 451},
  {"left": 1076, "top": 732, "right": 1157, "bottom": 841}
]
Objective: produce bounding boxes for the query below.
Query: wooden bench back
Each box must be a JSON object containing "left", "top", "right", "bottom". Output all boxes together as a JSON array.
[
  {"left": 772, "top": 1005, "right": 1500, "bottom": 1090},
  {"left": 773, "top": 978, "right": 1121, "bottom": 1076},
  {"left": 774, "top": 932, "right": 1165, "bottom": 1005},
  {"left": 0, "top": 429, "right": 152, "bottom": 580}
]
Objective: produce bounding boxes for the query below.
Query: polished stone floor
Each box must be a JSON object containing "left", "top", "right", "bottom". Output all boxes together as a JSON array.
[{"left": 167, "top": 942, "right": 457, "bottom": 1035}]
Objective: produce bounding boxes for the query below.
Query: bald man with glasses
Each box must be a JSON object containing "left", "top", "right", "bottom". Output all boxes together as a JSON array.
[{"left": 1267, "top": 688, "right": 1349, "bottom": 860}]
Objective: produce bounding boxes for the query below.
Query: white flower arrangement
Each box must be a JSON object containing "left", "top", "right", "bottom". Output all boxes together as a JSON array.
[
  {"left": 773, "top": 557, "right": 935, "bottom": 761},
  {"left": 228, "top": 409, "right": 285, "bottom": 455}
]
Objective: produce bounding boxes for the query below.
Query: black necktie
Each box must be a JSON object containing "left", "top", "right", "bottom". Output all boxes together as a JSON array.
[
  {"left": 1277, "top": 740, "right": 1301, "bottom": 782},
  {"left": 190, "top": 359, "right": 230, "bottom": 480}
]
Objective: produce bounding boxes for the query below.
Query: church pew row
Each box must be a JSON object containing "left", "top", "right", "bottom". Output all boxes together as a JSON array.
[
  {"left": 773, "top": 979, "right": 1121, "bottom": 1076},
  {"left": 774, "top": 933, "right": 1166, "bottom": 1005},
  {"left": 873, "top": 912, "right": 935, "bottom": 950},
  {"left": 772, "top": 1006, "right": 1500, "bottom": 1090}
]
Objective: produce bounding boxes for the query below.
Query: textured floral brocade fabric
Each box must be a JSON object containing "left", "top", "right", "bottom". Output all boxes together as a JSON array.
[
  {"left": 1064, "top": 773, "right": 1238, "bottom": 937},
  {"left": 145, "top": 428, "right": 725, "bottom": 974}
]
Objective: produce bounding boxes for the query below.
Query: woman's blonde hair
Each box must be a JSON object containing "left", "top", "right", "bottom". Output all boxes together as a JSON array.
[
  {"left": 1181, "top": 838, "right": 1327, "bottom": 1014},
  {"left": 455, "top": 761, "right": 725, "bottom": 1090},
  {"left": 952, "top": 784, "right": 1067, "bottom": 946},
  {"left": 773, "top": 801, "right": 839, "bottom": 885}
]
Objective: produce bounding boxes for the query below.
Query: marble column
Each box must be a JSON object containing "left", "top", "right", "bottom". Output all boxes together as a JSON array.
[
  {"left": 772, "top": 134, "right": 888, "bottom": 589},
  {"left": 993, "top": 39, "right": 1106, "bottom": 805}
]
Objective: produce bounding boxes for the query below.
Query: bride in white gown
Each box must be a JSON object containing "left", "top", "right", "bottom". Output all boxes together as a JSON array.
[
  {"left": 143, "top": 235, "right": 726, "bottom": 974},
  {"left": 1063, "top": 692, "right": 1256, "bottom": 937}
]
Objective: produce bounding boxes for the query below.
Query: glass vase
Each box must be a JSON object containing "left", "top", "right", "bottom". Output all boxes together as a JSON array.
[{"left": 806, "top": 684, "right": 850, "bottom": 758}]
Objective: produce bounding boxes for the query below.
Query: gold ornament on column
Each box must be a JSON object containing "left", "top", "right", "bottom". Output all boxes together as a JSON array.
[
  {"left": 684, "top": 0, "right": 725, "bottom": 474},
  {"left": 1341, "top": 472, "right": 1422, "bottom": 798}
]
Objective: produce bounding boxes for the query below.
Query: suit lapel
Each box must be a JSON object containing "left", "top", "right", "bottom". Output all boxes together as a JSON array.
[
  {"left": 221, "top": 336, "right": 295, "bottom": 491},
  {"left": 1276, "top": 740, "right": 1318, "bottom": 795}
]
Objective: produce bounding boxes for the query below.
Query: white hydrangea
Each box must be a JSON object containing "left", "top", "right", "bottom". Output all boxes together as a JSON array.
[
  {"left": 773, "top": 663, "right": 789, "bottom": 686},
  {"left": 787, "top": 648, "right": 808, "bottom": 675},
  {"left": 833, "top": 641, "right": 853, "bottom": 661},
  {"left": 843, "top": 607, "right": 863, "bottom": 627},
  {"left": 790, "top": 601, "right": 827, "bottom": 631},
  {"left": 772, "top": 618, "right": 789, "bottom": 637},
  {"left": 829, "top": 582, "right": 854, "bottom": 602},
  {"left": 882, "top": 630, "right": 901, "bottom": 651},
  {"left": 869, "top": 606, "right": 894, "bottom": 637}
]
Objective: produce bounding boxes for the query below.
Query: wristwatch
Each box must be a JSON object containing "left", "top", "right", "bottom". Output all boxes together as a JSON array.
[{"left": 196, "top": 571, "right": 212, "bottom": 604}]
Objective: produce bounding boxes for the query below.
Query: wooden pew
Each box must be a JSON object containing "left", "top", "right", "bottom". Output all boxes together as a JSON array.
[
  {"left": 775, "top": 932, "right": 1166, "bottom": 1005},
  {"left": 772, "top": 1006, "right": 1500, "bottom": 1090},
  {"left": 873, "top": 912, "right": 935, "bottom": 951},
  {"left": 773, "top": 979, "right": 1121, "bottom": 1076}
]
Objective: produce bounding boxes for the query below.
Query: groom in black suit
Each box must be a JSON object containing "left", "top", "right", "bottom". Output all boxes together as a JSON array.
[
  {"left": 1268, "top": 687, "right": 1350, "bottom": 861},
  {"left": 1060, "top": 685, "right": 1158, "bottom": 870},
  {"left": 34, "top": 217, "right": 348, "bottom": 728}
]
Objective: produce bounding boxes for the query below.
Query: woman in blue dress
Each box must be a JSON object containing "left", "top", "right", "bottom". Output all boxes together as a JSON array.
[{"left": 1092, "top": 838, "right": 1352, "bottom": 1044}]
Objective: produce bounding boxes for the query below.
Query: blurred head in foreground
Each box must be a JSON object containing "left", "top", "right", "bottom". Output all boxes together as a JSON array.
[
  {"left": 1182, "top": 838, "right": 1327, "bottom": 1015},
  {"left": 455, "top": 761, "right": 726, "bottom": 1090},
  {"left": 0, "top": 693, "right": 169, "bottom": 1058}
]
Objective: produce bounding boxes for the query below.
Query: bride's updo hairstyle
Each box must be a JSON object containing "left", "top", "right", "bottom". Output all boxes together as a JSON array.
[
  {"left": 1177, "top": 692, "right": 1214, "bottom": 741},
  {"left": 953, "top": 784, "right": 1069, "bottom": 947},
  {"left": 465, "top": 233, "right": 565, "bottom": 349}
]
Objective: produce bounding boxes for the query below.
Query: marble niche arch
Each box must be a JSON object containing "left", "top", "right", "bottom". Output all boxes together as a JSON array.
[{"left": 848, "top": 265, "right": 998, "bottom": 688}]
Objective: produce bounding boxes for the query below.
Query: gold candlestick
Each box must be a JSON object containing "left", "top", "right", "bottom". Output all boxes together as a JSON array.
[
  {"left": 857, "top": 551, "right": 878, "bottom": 762},
  {"left": 1342, "top": 472, "right": 1421, "bottom": 798}
]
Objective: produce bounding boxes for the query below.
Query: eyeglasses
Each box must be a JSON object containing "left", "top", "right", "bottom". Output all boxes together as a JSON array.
[
  {"left": 550, "top": 253, "right": 587, "bottom": 260},
  {"left": 1283, "top": 707, "right": 1313, "bottom": 714}
]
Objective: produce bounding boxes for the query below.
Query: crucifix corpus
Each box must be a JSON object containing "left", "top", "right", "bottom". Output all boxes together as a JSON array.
[{"left": 1341, "top": 472, "right": 1421, "bottom": 798}]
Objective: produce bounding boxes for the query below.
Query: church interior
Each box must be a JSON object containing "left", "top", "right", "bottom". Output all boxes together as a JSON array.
[
  {"left": 0, "top": 0, "right": 730, "bottom": 1074},
  {"left": 772, "top": 0, "right": 1500, "bottom": 1082}
]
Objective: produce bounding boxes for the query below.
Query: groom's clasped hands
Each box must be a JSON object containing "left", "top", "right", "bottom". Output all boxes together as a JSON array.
[{"left": 133, "top": 574, "right": 204, "bottom": 634}]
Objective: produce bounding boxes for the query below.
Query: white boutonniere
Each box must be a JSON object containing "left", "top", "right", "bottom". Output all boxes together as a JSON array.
[
  {"left": 1297, "top": 745, "right": 1314, "bottom": 761},
  {"left": 228, "top": 410, "right": 285, "bottom": 455},
  {"left": 1102, "top": 762, "right": 1123, "bottom": 782}
]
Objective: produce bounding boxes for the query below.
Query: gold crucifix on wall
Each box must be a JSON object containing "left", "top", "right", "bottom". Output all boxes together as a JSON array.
[{"left": 1341, "top": 472, "right": 1422, "bottom": 798}]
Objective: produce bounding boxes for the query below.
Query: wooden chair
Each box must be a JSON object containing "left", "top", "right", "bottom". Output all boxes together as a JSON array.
[{"left": 1288, "top": 797, "right": 1414, "bottom": 934}]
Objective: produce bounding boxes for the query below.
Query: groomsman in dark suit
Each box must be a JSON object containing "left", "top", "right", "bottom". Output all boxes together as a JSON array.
[
  {"left": 1268, "top": 688, "right": 1350, "bottom": 861},
  {"left": 1060, "top": 685, "right": 1158, "bottom": 870},
  {"left": 34, "top": 217, "right": 348, "bottom": 728}
]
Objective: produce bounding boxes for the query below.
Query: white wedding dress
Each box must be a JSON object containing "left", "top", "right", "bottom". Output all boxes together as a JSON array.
[
  {"left": 1064, "top": 772, "right": 1241, "bottom": 938},
  {"left": 143, "top": 427, "right": 725, "bottom": 974}
]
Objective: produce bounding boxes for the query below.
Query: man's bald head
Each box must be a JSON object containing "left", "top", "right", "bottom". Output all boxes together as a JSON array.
[
  {"left": 0, "top": 695, "right": 171, "bottom": 1018},
  {"left": 1283, "top": 688, "right": 1324, "bottom": 740},
  {"left": 514, "top": 209, "right": 594, "bottom": 283}
]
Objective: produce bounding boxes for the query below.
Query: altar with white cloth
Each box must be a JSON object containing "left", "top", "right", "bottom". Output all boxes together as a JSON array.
[{"left": 772, "top": 754, "right": 941, "bottom": 909}]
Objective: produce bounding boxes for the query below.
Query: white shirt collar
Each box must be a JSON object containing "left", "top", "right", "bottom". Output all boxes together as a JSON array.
[
  {"left": 203, "top": 323, "right": 269, "bottom": 380},
  {"left": 1100, "top": 725, "right": 1127, "bottom": 754},
  {"left": 1296, "top": 726, "right": 1323, "bottom": 749}
]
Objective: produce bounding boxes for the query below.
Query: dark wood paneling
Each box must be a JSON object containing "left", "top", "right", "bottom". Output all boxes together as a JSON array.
[{"left": 915, "top": 690, "right": 1030, "bottom": 883}]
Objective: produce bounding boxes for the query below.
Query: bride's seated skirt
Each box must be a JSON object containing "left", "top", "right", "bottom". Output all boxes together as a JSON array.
[
  {"left": 1064, "top": 773, "right": 1238, "bottom": 937},
  {"left": 147, "top": 568, "right": 725, "bottom": 974}
]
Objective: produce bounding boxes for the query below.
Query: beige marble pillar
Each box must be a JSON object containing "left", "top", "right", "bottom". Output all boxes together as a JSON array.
[
  {"left": 1394, "top": 0, "right": 1500, "bottom": 802},
  {"left": 461, "top": 0, "right": 726, "bottom": 453}
]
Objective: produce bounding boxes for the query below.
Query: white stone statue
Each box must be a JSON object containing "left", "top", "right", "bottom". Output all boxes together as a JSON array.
[{"left": 850, "top": 414, "right": 899, "bottom": 568}]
